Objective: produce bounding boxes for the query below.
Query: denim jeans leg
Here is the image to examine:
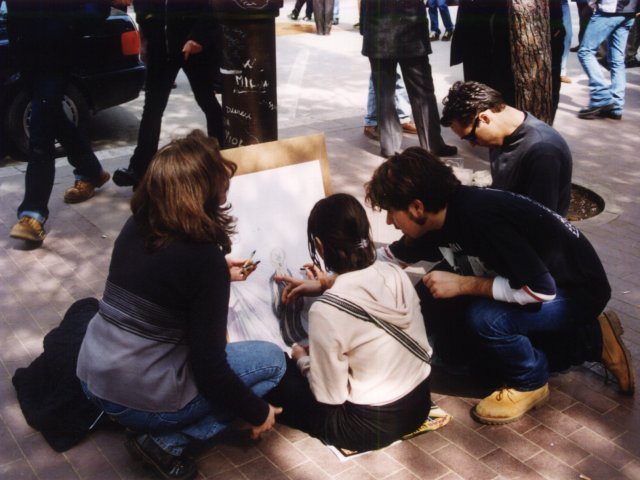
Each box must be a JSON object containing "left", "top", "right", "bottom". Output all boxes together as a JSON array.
[
  {"left": 17, "top": 72, "right": 68, "bottom": 221},
  {"left": 465, "top": 289, "right": 585, "bottom": 391},
  {"left": 371, "top": 58, "right": 403, "bottom": 156},
  {"left": 364, "top": 75, "right": 377, "bottom": 126},
  {"left": 437, "top": 0, "right": 454, "bottom": 32},
  {"left": 427, "top": 0, "right": 440, "bottom": 35},
  {"left": 152, "top": 341, "right": 285, "bottom": 454},
  {"left": 608, "top": 18, "right": 633, "bottom": 114},
  {"left": 578, "top": 13, "right": 618, "bottom": 107},
  {"left": 561, "top": 0, "right": 572, "bottom": 76},
  {"left": 83, "top": 341, "right": 284, "bottom": 456},
  {"left": 394, "top": 72, "right": 412, "bottom": 123},
  {"left": 52, "top": 95, "right": 103, "bottom": 181}
]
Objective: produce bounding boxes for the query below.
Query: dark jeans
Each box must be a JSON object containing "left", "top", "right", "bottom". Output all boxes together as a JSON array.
[
  {"left": 266, "top": 357, "right": 431, "bottom": 452},
  {"left": 128, "top": 52, "right": 223, "bottom": 178},
  {"left": 18, "top": 71, "right": 102, "bottom": 222},
  {"left": 369, "top": 56, "right": 446, "bottom": 157},
  {"left": 417, "top": 266, "right": 603, "bottom": 391}
]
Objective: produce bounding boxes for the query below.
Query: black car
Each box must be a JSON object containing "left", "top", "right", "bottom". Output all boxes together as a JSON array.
[{"left": 0, "top": 3, "right": 145, "bottom": 158}]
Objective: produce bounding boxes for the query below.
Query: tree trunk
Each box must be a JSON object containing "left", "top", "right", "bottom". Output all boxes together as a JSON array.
[{"left": 509, "top": 0, "right": 554, "bottom": 124}]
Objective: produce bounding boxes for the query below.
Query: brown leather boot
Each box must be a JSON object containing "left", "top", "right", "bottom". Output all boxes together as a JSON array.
[
  {"left": 64, "top": 170, "right": 111, "bottom": 204},
  {"left": 599, "top": 310, "right": 635, "bottom": 395},
  {"left": 472, "top": 384, "right": 549, "bottom": 425}
]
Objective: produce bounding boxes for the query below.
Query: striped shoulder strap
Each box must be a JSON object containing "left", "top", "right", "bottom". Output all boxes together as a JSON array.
[{"left": 317, "top": 292, "right": 431, "bottom": 364}]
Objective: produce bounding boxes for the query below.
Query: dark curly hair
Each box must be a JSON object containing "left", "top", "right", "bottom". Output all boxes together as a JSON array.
[
  {"left": 365, "top": 147, "right": 460, "bottom": 214},
  {"left": 440, "top": 81, "right": 506, "bottom": 127}
]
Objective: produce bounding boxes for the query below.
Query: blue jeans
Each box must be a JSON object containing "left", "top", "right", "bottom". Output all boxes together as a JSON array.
[
  {"left": 18, "top": 71, "right": 103, "bottom": 223},
  {"left": 428, "top": 0, "right": 454, "bottom": 35},
  {"left": 578, "top": 12, "right": 634, "bottom": 114},
  {"left": 83, "top": 341, "right": 285, "bottom": 456},
  {"left": 465, "top": 288, "right": 598, "bottom": 391},
  {"left": 364, "top": 72, "right": 411, "bottom": 126},
  {"left": 560, "top": 0, "right": 572, "bottom": 76}
]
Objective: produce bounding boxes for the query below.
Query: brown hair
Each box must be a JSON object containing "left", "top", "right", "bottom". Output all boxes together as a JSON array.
[
  {"left": 130, "top": 130, "right": 237, "bottom": 252},
  {"left": 365, "top": 147, "right": 460, "bottom": 214},
  {"left": 307, "top": 194, "right": 375, "bottom": 274}
]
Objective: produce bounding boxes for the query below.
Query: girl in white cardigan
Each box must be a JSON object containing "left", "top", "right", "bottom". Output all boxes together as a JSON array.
[{"left": 265, "top": 193, "right": 432, "bottom": 452}]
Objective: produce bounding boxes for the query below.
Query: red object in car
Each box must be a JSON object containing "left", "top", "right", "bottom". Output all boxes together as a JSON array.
[{"left": 121, "top": 30, "right": 140, "bottom": 56}]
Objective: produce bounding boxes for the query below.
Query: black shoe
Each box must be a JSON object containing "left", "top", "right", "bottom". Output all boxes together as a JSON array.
[
  {"left": 569, "top": 45, "right": 579, "bottom": 52},
  {"left": 125, "top": 434, "right": 197, "bottom": 480},
  {"left": 626, "top": 58, "right": 640, "bottom": 68},
  {"left": 441, "top": 30, "right": 453, "bottom": 41},
  {"left": 597, "top": 110, "right": 622, "bottom": 120},
  {"left": 288, "top": 9, "right": 299, "bottom": 20},
  {"left": 577, "top": 104, "right": 615, "bottom": 119},
  {"left": 431, "top": 144, "right": 458, "bottom": 157},
  {"left": 113, "top": 167, "right": 140, "bottom": 187},
  {"left": 332, "top": 17, "right": 339, "bottom": 25}
]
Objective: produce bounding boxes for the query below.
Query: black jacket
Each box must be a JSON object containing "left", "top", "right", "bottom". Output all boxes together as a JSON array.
[
  {"left": 134, "top": 0, "right": 219, "bottom": 58},
  {"left": 360, "top": 0, "right": 431, "bottom": 59},
  {"left": 6, "top": 0, "right": 110, "bottom": 73},
  {"left": 12, "top": 298, "right": 111, "bottom": 452}
]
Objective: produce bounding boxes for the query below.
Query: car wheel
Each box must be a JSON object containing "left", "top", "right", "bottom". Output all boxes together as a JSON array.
[{"left": 6, "top": 84, "right": 90, "bottom": 160}]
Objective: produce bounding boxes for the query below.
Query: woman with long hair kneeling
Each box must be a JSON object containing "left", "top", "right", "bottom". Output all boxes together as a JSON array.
[
  {"left": 267, "top": 193, "right": 432, "bottom": 452},
  {"left": 76, "top": 130, "right": 285, "bottom": 480}
]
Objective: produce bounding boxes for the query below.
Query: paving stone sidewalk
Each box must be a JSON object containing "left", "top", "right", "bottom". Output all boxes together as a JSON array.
[{"left": 1, "top": 2, "right": 640, "bottom": 479}]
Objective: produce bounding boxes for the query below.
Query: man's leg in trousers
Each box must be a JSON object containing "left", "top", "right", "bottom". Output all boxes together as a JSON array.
[
  {"left": 183, "top": 57, "right": 224, "bottom": 146},
  {"left": 18, "top": 73, "right": 65, "bottom": 220},
  {"left": 52, "top": 80, "right": 103, "bottom": 180},
  {"left": 399, "top": 56, "right": 445, "bottom": 152},
  {"left": 465, "top": 289, "right": 587, "bottom": 391},
  {"left": 370, "top": 57, "right": 402, "bottom": 157},
  {"left": 128, "top": 58, "right": 180, "bottom": 177}
]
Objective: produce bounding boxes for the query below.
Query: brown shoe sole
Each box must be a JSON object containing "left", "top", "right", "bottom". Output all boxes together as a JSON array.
[
  {"left": 601, "top": 310, "right": 635, "bottom": 395},
  {"left": 471, "top": 389, "right": 549, "bottom": 425}
]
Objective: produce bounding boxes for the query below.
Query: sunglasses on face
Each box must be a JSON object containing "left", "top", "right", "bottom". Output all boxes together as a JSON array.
[{"left": 462, "top": 116, "right": 480, "bottom": 142}]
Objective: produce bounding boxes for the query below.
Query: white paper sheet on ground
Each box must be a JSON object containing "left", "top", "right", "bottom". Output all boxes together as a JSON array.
[{"left": 225, "top": 160, "right": 326, "bottom": 352}]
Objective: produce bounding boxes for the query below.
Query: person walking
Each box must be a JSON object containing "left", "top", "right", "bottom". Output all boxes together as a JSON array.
[
  {"left": 360, "top": 0, "right": 457, "bottom": 158},
  {"left": 7, "top": 0, "right": 112, "bottom": 244},
  {"left": 112, "top": 0, "right": 224, "bottom": 188},
  {"left": 577, "top": 0, "right": 639, "bottom": 120}
]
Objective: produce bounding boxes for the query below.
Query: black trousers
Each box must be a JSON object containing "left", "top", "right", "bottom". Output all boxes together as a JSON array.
[
  {"left": 128, "top": 52, "right": 223, "bottom": 178},
  {"left": 369, "top": 56, "right": 446, "bottom": 157},
  {"left": 266, "top": 356, "right": 431, "bottom": 452}
]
